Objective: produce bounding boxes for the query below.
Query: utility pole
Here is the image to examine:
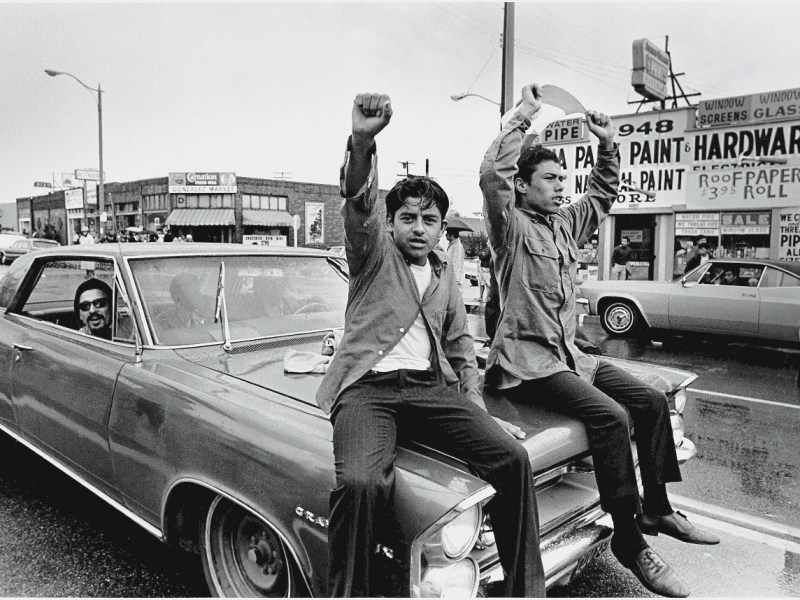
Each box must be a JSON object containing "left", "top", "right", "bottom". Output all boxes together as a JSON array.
[
  {"left": 397, "top": 161, "right": 415, "bottom": 177},
  {"left": 500, "top": 2, "right": 515, "bottom": 116}
]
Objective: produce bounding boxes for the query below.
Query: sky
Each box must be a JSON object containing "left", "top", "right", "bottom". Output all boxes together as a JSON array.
[{"left": 2, "top": 1, "right": 800, "bottom": 218}]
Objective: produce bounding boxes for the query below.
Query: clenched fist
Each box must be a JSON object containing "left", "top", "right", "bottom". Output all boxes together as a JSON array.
[{"left": 352, "top": 93, "right": 393, "bottom": 143}]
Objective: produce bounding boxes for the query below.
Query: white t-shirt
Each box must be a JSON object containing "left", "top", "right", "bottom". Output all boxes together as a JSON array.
[{"left": 372, "top": 260, "right": 433, "bottom": 372}]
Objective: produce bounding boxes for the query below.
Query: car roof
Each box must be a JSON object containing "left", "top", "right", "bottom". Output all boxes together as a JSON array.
[
  {"left": 706, "top": 257, "right": 800, "bottom": 277},
  {"left": 25, "top": 242, "right": 336, "bottom": 260}
]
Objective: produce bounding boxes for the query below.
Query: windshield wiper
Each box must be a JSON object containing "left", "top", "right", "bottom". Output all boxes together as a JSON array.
[{"left": 215, "top": 261, "right": 232, "bottom": 352}]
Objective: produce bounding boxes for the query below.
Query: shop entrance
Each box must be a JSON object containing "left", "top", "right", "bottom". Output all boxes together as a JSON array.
[{"left": 614, "top": 215, "right": 656, "bottom": 280}]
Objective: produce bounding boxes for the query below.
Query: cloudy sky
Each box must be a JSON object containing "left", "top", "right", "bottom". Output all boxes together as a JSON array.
[{"left": 2, "top": 1, "right": 799, "bottom": 217}]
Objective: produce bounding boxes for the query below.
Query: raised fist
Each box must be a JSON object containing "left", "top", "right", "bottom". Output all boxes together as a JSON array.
[{"left": 352, "top": 93, "right": 393, "bottom": 140}]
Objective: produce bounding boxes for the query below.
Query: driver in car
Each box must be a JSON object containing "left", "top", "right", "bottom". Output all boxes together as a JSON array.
[{"left": 154, "top": 273, "right": 206, "bottom": 330}]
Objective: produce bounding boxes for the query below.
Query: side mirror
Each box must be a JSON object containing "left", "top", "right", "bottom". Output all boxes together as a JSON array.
[{"left": 681, "top": 280, "right": 696, "bottom": 288}]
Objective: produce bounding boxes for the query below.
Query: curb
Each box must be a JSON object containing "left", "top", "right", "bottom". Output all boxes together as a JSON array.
[{"left": 670, "top": 493, "right": 800, "bottom": 546}]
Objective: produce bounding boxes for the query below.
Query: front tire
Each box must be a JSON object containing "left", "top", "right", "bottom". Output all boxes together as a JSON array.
[
  {"left": 200, "top": 496, "right": 297, "bottom": 597},
  {"left": 601, "top": 301, "right": 640, "bottom": 336}
]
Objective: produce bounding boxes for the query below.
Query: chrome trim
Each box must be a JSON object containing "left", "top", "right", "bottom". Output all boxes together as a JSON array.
[
  {"left": 8, "top": 312, "right": 143, "bottom": 350},
  {"left": 0, "top": 422, "right": 162, "bottom": 539},
  {"left": 454, "top": 485, "right": 495, "bottom": 512},
  {"left": 164, "top": 476, "right": 312, "bottom": 595}
]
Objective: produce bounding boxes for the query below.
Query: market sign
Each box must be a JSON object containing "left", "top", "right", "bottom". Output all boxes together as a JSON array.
[
  {"left": 778, "top": 207, "right": 800, "bottom": 261},
  {"left": 168, "top": 172, "right": 237, "bottom": 194},
  {"left": 64, "top": 188, "right": 84, "bottom": 210},
  {"left": 631, "top": 39, "right": 670, "bottom": 102},
  {"left": 541, "top": 107, "right": 693, "bottom": 211},
  {"left": 686, "top": 165, "right": 800, "bottom": 210},
  {"left": 720, "top": 211, "right": 770, "bottom": 235},
  {"left": 696, "top": 87, "right": 800, "bottom": 128},
  {"left": 675, "top": 212, "right": 720, "bottom": 236}
]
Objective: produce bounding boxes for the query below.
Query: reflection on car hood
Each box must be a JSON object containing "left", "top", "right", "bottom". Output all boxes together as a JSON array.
[{"left": 180, "top": 336, "right": 693, "bottom": 475}]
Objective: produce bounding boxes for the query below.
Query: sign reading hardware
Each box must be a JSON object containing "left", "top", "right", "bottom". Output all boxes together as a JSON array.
[{"left": 168, "top": 172, "right": 237, "bottom": 193}]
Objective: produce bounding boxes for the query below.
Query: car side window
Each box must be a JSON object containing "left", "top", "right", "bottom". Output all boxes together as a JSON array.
[
  {"left": 761, "top": 267, "right": 800, "bottom": 288},
  {"left": 10, "top": 259, "right": 119, "bottom": 335}
]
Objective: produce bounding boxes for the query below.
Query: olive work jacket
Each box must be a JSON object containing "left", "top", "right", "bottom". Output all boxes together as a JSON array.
[
  {"left": 480, "top": 106, "right": 621, "bottom": 387},
  {"left": 315, "top": 138, "right": 484, "bottom": 414}
]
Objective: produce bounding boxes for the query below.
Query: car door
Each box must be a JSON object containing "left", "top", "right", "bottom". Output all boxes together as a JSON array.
[
  {"left": 5, "top": 256, "right": 137, "bottom": 500},
  {"left": 757, "top": 266, "right": 800, "bottom": 343},
  {"left": 668, "top": 261, "right": 760, "bottom": 334}
]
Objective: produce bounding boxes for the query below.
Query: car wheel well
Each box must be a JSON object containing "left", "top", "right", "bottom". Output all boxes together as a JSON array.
[{"left": 164, "top": 482, "right": 217, "bottom": 556}]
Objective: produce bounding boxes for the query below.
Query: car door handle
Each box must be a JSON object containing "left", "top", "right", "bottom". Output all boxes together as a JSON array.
[
  {"left": 741, "top": 293, "right": 757, "bottom": 298},
  {"left": 13, "top": 343, "right": 34, "bottom": 351}
]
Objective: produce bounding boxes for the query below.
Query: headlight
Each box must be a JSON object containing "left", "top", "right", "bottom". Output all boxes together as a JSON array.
[
  {"left": 410, "top": 488, "right": 493, "bottom": 598},
  {"left": 419, "top": 558, "right": 479, "bottom": 598},
  {"left": 440, "top": 505, "right": 482, "bottom": 559}
]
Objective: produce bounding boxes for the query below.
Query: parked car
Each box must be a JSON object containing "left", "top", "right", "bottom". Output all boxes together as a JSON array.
[
  {"left": 0, "top": 231, "right": 27, "bottom": 264},
  {"left": 0, "top": 244, "right": 697, "bottom": 597},
  {"left": 2, "top": 237, "right": 60, "bottom": 263},
  {"left": 579, "top": 258, "right": 800, "bottom": 347}
]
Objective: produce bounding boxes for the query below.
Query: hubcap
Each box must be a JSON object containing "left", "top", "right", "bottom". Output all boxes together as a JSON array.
[{"left": 607, "top": 306, "right": 632, "bottom": 332}]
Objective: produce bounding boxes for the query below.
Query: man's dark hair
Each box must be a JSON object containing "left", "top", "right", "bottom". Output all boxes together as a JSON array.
[
  {"left": 385, "top": 176, "right": 449, "bottom": 220},
  {"left": 73, "top": 278, "right": 112, "bottom": 315},
  {"left": 514, "top": 144, "right": 561, "bottom": 204},
  {"left": 621, "top": 236, "right": 630, "bottom": 243}
]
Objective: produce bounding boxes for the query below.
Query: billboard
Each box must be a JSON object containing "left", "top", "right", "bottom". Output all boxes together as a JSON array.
[
  {"left": 168, "top": 172, "right": 237, "bottom": 194},
  {"left": 631, "top": 39, "right": 670, "bottom": 101},
  {"left": 686, "top": 164, "right": 800, "bottom": 210}
]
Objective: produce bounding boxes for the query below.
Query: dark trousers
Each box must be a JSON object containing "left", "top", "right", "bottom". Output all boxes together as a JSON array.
[
  {"left": 505, "top": 359, "right": 681, "bottom": 514},
  {"left": 328, "top": 369, "right": 545, "bottom": 597}
]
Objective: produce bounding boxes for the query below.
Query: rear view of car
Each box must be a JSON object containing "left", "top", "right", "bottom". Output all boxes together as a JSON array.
[
  {"left": 0, "top": 232, "right": 27, "bottom": 264},
  {"left": 4, "top": 238, "right": 60, "bottom": 263}
]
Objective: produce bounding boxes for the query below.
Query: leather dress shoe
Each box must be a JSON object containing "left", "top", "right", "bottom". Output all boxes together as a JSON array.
[
  {"left": 612, "top": 544, "right": 690, "bottom": 598},
  {"left": 639, "top": 511, "right": 720, "bottom": 545}
]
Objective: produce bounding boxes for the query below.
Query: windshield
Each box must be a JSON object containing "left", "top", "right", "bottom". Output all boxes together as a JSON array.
[{"left": 129, "top": 254, "right": 348, "bottom": 345}]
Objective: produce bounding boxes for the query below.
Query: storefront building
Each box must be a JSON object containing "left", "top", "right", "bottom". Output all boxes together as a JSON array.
[
  {"left": 540, "top": 86, "right": 800, "bottom": 281},
  {"left": 17, "top": 172, "right": 382, "bottom": 248}
]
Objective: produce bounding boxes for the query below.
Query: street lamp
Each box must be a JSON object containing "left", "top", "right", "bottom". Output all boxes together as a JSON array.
[
  {"left": 45, "top": 69, "right": 105, "bottom": 233},
  {"left": 450, "top": 92, "right": 501, "bottom": 107}
]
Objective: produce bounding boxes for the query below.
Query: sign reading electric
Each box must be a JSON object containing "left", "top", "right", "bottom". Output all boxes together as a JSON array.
[{"left": 168, "top": 172, "right": 237, "bottom": 194}]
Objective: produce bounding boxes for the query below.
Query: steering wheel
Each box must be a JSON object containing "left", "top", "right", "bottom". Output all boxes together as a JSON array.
[{"left": 292, "top": 302, "right": 331, "bottom": 314}]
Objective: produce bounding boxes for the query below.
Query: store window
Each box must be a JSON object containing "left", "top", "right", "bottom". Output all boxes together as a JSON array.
[
  {"left": 674, "top": 212, "right": 720, "bottom": 277},
  {"left": 718, "top": 211, "right": 770, "bottom": 259}
]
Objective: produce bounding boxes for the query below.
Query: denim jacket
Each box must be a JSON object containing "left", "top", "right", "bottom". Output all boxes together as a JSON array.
[
  {"left": 316, "top": 139, "right": 483, "bottom": 414},
  {"left": 480, "top": 106, "right": 621, "bottom": 387}
]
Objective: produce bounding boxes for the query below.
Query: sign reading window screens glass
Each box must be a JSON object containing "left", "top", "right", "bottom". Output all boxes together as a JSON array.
[
  {"left": 675, "top": 213, "right": 721, "bottom": 237},
  {"left": 305, "top": 203, "right": 324, "bottom": 245},
  {"left": 720, "top": 211, "right": 770, "bottom": 234}
]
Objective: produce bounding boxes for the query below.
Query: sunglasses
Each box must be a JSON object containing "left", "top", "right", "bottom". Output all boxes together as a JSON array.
[{"left": 78, "top": 297, "right": 108, "bottom": 311}]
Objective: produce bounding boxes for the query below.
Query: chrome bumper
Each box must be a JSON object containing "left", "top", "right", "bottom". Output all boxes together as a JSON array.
[{"left": 478, "top": 507, "right": 613, "bottom": 593}]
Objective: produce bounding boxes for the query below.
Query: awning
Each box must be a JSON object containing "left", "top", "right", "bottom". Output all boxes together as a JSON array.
[
  {"left": 166, "top": 209, "right": 293, "bottom": 227},
  {"left": 242, "top": 210, "right": 294, "bottom": 227}
]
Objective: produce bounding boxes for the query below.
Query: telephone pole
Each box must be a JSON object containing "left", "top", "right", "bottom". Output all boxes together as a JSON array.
[{"left": 500, "top": 2, "right": 515, "bottom": 116}]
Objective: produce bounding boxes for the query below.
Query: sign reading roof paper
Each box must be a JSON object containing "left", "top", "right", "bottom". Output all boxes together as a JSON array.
[{"left": 169, "top": 172, "right": 237, "bottom": 194}]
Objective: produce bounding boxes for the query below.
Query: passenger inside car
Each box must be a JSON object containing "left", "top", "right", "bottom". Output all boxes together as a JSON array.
[{"left": 252, "top": 275, "right": 302, "bottom": 316}]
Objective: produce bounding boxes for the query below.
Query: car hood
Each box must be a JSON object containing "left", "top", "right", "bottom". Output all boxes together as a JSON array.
[{"left": 180, "top": 335, "right": 585, "bottom": 473}]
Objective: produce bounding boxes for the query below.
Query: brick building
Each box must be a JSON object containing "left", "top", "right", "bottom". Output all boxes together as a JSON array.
[{"left": 18, "top": 173, "right": 388, "bottom": 247}]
